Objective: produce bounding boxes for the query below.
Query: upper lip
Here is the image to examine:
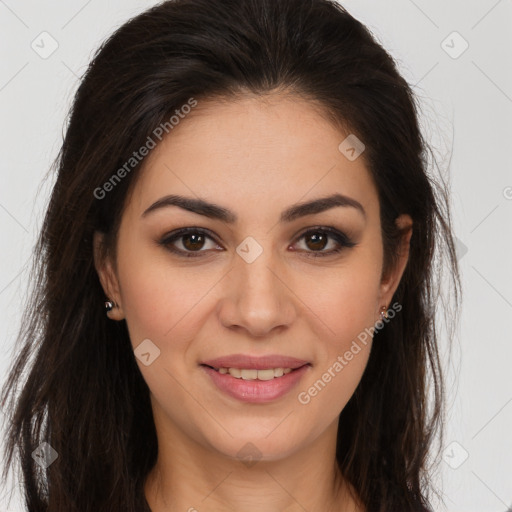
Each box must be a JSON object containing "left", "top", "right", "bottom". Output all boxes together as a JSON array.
[{"left": 201, "top": 354, "right": 311, "bottom": 370}]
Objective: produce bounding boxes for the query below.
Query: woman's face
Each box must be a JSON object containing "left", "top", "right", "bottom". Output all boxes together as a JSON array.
[{"left": 95, "top": 93, "right": 411, "bottom": 463}]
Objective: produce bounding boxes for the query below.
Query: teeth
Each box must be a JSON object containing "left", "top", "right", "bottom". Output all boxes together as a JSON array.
[{"left": 218, "top": 367, "right": 295, "bottom": 380}]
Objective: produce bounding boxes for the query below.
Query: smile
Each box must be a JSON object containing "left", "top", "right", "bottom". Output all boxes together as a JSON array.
[
  {"left": 200, "top": 362, "right": 311, "bottom": 403},
  {"left": 210, "top": 366, "right": 293, "bottom": 380}
]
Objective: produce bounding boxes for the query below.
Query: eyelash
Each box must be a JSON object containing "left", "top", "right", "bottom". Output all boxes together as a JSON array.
[{"left": 158, "top": 226, "right": 356, "bottom": 259}]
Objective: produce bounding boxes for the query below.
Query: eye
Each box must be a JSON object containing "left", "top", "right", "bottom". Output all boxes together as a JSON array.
[
  {"left": 159, "top": 227, "right": 222, "bottom": 258},
  {"left": 291, "top": 227, "right": 356, "bottom": 257},
  {"left": 159, "top": 226, "right": 356, "bottom": 258}
]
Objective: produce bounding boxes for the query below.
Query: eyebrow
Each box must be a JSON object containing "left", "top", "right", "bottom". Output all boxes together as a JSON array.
[{"left": 141, "top": 193, "right": 366, "bottom": 223}]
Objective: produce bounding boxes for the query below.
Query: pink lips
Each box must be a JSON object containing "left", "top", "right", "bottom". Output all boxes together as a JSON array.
[{"left": 200, "top": 354, "right": 311, "bottom": 403}]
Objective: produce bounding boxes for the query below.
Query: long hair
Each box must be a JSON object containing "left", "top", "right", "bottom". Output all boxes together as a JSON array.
[{"left": 1, "top": 1, "right": 460, "bottom": 510}]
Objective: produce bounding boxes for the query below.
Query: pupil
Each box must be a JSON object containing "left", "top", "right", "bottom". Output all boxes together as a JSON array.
[
  {"left": 183, "top": 233, "right": 204, "bottom": 251},
  {"left": 307, "top": 232, "right": 327, "bottom": 251}
]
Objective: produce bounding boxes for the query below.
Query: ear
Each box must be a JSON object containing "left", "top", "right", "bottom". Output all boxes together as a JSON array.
[
  {"left": 377, "top": 214, "right": 413, "bottom": 314},
  {"left": 93, "top": 231, "right": 125, "bottom": 321}
]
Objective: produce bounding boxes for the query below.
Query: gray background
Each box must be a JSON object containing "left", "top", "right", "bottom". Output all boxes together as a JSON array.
[{"left": 1, "top": 1, "right": 511, "bottom": 510}]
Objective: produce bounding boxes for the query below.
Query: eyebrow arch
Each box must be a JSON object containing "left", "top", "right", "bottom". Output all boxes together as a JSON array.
[{"left": 141, "top": 193, "right": 366, "bottom": 223}]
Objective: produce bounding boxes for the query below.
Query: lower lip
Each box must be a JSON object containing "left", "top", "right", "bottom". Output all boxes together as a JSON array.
[{"left": 201, "top": 365, "right": 310, "bottom": 403}]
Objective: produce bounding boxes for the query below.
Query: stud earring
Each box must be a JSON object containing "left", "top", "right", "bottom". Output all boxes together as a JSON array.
[{"left": 105, "top": 300, "right": 116, "bottom": 312}]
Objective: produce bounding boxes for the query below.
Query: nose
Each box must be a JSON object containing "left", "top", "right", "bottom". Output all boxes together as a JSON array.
[{"left": 216, "top": 244, "right": 297, "bottom": 338}]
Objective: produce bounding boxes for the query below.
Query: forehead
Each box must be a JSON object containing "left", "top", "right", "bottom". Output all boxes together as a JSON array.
[{"left": 128, "top": 93, "right": 379, "bottom": 220}]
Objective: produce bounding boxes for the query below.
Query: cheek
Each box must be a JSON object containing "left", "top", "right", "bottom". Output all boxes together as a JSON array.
[
  {"left": 294, "top": 279, "right": 376, "bottom": 430},
  {"left": 116, "top": 236, "right": 216, "bottom": 345},
  {"left": 301, "top": 254, "right": 383, "bottom": 344},
  {"left": 293, "top": 251, "right": 382, "bottom": 418},
  {"left": 296, "top": 343, "right": 371, "bottom": 438},
  {"left": 116, "top": 248, "right": 215, "bottom": 408}
]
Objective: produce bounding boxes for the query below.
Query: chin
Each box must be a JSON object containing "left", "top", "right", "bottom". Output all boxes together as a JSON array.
[{"left": 203, "top": 427, "right": 307, "bottom": 464}]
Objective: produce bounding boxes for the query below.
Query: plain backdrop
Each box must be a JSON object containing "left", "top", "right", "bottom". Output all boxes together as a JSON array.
[{"left": 1, "top": 1, "right": 511, "bottom": 511}]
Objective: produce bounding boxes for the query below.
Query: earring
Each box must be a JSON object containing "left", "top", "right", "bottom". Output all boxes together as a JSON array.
[
  {"left": 105, "top": 300, "right": 115, "bottom": 312},
  {"left": 380, "top": 305, "right": 388, "bottom": 320}
]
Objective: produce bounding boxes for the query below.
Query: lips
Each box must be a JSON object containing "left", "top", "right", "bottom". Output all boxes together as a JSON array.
[{"left": 200, "top": 354, "right": 312, "bottom": 403}]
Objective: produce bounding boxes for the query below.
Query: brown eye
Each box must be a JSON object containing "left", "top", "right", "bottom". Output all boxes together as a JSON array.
[
  {"left": 293, "top": 227, "right": 356, "bottom": 258},
  {"left": 304, "top": 232, "right": 328, "bottom": 251},
  {"left": 181, "top": 233, "right": 206, "bottom": 251},
  {"left": 159, "top": 228, "right": 222, "bottom": 257}
]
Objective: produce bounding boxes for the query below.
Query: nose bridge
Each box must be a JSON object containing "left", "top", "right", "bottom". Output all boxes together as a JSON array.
[
  {"left": 218, "top": 235, "right": 296, "bottom": 336},
  {"left": 236, "top": 235, "right": 283, "bottom": 312},
  {"left": 239, "top": 247, "right": 279, "bottom": 299}
]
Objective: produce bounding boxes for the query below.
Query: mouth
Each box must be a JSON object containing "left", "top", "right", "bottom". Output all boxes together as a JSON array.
[
  {"left": 199, "top": 356, "right": 312, "bottom": 403},
  {"left": 200, "top": 364, "right": 310, "bottom": 381}
]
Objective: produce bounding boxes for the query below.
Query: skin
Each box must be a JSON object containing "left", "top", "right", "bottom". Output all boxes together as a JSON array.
[{"left": 94, "top": 92, "right": 412, "bottom": 512}]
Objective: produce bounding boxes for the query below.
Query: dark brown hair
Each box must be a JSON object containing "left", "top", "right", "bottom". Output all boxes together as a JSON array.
[{"left": 1, "top": 0, "right": 460, "bottom": 510}]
